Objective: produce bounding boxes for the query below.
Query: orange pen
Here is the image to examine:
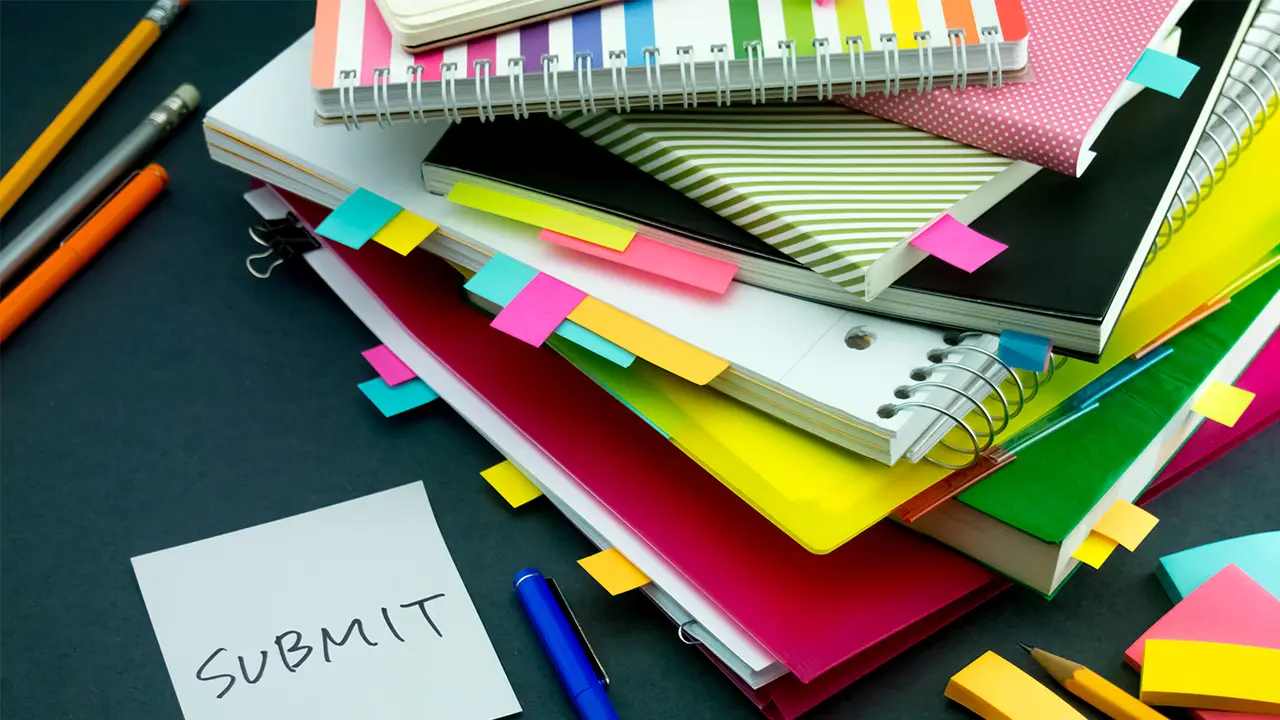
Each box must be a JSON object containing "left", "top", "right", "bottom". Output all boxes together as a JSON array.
[{"left": 0, "top": 164, "right": 168, "bottom": 343}]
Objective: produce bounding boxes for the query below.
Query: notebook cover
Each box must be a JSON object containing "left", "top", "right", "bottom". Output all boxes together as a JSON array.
[{"left": 842, "top": 0, "right": 1184, "bottom": 176}]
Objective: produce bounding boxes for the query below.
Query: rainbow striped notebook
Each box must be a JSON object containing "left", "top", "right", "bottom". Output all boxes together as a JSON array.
[{"left": 311, "top": 0, "right": 1030, "bottom": 126}]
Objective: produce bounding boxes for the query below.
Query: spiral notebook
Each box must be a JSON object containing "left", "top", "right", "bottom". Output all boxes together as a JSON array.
[{"left": 310, "top": 0, "right": 1031, "bottom": 126}]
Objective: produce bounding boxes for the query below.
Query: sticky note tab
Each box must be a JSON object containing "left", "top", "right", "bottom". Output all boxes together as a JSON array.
[
  {"left": 577, "top": 548, "right": 651, "bottom": 595},
  {"left": 480, "top": 460, "right": 543, "bottom": 507},
  {"left": 1157, "top": 531, "right": 1280, "bottom": 600},
  {"left": 909, "top": 214, "right": 1008, "bottom": 273},
  {"left": 1193, "top": 382, "right": 1256, "bottom": 427},
  {"left": 1128, "top": 49, "right": 1200, "bottom": 99},
  {"left": 358, "top": 377, "right": 439, "bottom": 417},
  {"left": 568, "top": 297, "right": 729, "bottom": 385},
  {"left": 315, "top": 188, "right": 402, "bottom": 249},
  {"left": 945, "top": 651, "right": 1088, "bottom": 720},
  {"left": 540, "top": 230, "right": 738, "bottom": 294},
  {"left": 491, "top": 273, "right": 587, "bottom": 347},
  {"left": 998, "top": 330, "right": 1054, "bottom": 372},
  {"left": 448, "top": 184, "right": 635, "bottom": 251},
  {"left": 1092, "top": 499, "right": 1159, "bottom": 552},
  {"left": 371, "top": 210, "right": 438, "bottom": 256},
  {"left": 1140, "top": 640, "right": 1280, "bottom": 715},
  {"left": 554, "top": 321, "right": 636, "bottom": 368},
  {"left": 464, "top": 254, "right": 539, "bottom": 306},
  {"left": 362, "top": 344, "right": 416, "bottom": 386},
  {"left": 1072, "top": 531, "right": 1119, "bottom": 569}
]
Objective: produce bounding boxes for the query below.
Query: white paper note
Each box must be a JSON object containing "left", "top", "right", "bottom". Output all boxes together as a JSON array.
[{"left": 132, "top": 482, "right": 521, "bottom": 720}]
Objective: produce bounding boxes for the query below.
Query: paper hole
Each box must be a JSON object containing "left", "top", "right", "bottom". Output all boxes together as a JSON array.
[{"left": 844, "top": 327, "right": 875, "bottom": 350}]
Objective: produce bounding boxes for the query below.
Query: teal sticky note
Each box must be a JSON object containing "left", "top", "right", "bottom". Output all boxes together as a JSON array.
[
  {"left": 316, "top": 189, "right": 402, "bottom": 249},
  {"left": 555, "top": 321, "right": 636, "bottom": 368},
  {"left": 1128, "top": 49, "right": 1199, "bottom": 99},
  {"left": 998, "top": 330, "right": 1053, "bottom": 372},
  {"left": 1157, "top": 531, "right": 1280, "bottom": 601},
  {"left": 463, "top": 254, "right": 538, "bottom": 306},
  {"left": 358, "top": 377, "right": 439, "bottom": 417}
]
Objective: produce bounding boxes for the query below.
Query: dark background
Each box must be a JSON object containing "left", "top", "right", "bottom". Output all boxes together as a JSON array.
[{"left": 1, "top": 2, "right": 1276, "bottom": 719}]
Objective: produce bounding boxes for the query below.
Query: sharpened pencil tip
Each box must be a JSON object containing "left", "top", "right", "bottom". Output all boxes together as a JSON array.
[{"left": 1018, "top": 642, "right": 1033, "bottom": 655}]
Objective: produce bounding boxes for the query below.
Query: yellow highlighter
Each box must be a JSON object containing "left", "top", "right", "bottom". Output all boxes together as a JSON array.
[{"left": 1022, "top": 644, "right": 1168, "bottom": 720}]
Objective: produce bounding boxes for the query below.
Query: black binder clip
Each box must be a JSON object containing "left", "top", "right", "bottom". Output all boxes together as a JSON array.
[{"left": 246, "top": 214, "right": 320, "bottom": 279}]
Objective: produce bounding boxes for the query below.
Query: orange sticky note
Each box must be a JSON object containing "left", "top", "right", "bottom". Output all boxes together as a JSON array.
[
  {"left": 577, "top": 548, "right": 651, "bottom": 595},
  {"left": 1073, "top": 531, "right": 1119, "bottom": 569},
  {"left": 567, "top": 297, "right": 729, "bottom": 385},
  {"left": 371, "top": 209, "right": 438, "bottom": 256},
  {"left": 1140, "top": 640, "right": 1280, "bottom": 715},
  {"left": 480, "top": 460, "right": 542, "bottom": 508},
  {"left": 945, "top": 651, "right": 1088, "bottom": 720},
  {"left": 1092, "top": 500, "right": 1159, "bottom": 552},
  {"left": 1192, "top": 382, "right": 1256, "bottom": 427}
]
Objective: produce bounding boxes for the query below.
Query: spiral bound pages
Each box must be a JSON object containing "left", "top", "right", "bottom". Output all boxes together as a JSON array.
[{"left": 310, "top": 0, "right": 1030, "bottom": 125}]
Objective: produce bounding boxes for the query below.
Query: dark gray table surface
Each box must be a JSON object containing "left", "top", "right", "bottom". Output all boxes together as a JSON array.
[{"left": 2, "top": 3, "right": 1277, "bottom": 718}]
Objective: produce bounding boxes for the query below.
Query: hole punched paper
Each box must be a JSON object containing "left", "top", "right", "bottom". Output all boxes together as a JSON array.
[{"left": 131, "top": 482, "right": 520, "bottom": 720}]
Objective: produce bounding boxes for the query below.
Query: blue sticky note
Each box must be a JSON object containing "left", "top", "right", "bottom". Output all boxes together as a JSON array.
[
  {"left": 555, "top": 321, "right": 636, "bottom": 368},
  {"left": 463, "top": 254, "right": 538, "bottom": 306},
  {"left": 315, "top": 189, "right": 403, "bottom": 249},
  {"left": 998, "top": 330, "right": 1053, "bottom": 372},
  {"left": 1128, "top": 49, "right": 1199, "bottom": 99},
  {"left": 1157, "top": 531, "right": 1280, "bottom": 601},
  {"left": 358, "top": 377, "right": 439, "bottom": 417}
]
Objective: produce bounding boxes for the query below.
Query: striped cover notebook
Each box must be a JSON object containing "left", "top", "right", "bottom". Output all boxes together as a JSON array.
[{"left": 311, "top": 0, "right": 1030, "bottom": 125}]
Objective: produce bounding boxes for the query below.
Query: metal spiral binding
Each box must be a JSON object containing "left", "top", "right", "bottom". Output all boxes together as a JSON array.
[
  {"left": 474, "top": 59, "right": 496, "bottom": 122},
  {"left": 813, "top": 38, "right": 835, "bottom": 101},
  {"left": 407, "top": 64, "right": 426, "bottom": 123},
  {"left": 914, "top": 31, "right": 935, "bottom": 93},
  {"left": 507, "top": 57, "right": 529, "bottom": 118},
  {"left": 676, "top": 46, "right": 698, "bottom": 108},
  {"left": 745, "top": 41, "right": 766, "bottom": 103},
  {"left": 779, "top": 40, "right": 800, "bottom": 102},
  {"left": 541, "top": 54, "right": 562, "bottom": 117},
  {"left": 880, "top": 34, "right": 902, "bottom": 95},
  {"left": 711, "top": 44, "right": 732, "bottom": 106},
  {"left": 373, "top": 68, "right": 393, "bottom": 128},
  {"left": 980, "top": 26, "right": 1003, "bottom": 88},
  {"left": 574, "top": 52, "right": 597, "bottom": 114},
  {"left": 948, "top": 29, "right": 969, "bottom": 90},
  {"left": 440, "top": 62, "right": 461, "bottom": 123},
  {"left": 642, "top": 47, "right": 663, "bottom": 110},
  {"left": 607, "top": 50, "right": 631, "bottom": 112},
  {"left": 846, "top": 35, "right": 867, "bottom": 97},
  {"left": 338, "top": 69, "right": 360, "bottom": 131},
  {"left": 677, "top": 621, "right": 702, "bottom": 646}
]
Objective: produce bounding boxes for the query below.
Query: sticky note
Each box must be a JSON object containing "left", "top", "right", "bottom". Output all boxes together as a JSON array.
[
  {"left": 998, "top": 330, "right": 1054, "bottom": 372},
  {"left": 554, "top": 322, "right": 636, "bottom": 368},
  {"left": 1140, "top": 640, "right": 1280, "bottom": 715},
  {"left": 1072, "top": 531, "right": 1119, "bottom": 569},
  {"left": 1157, "top": 532, "right": 1280, "bottom": 600},
  {"left": 909, "top": 214, "right": 1008, "bottom": 273},
  {"left": 1128, "top": 49, "right": 1200, "bottom": 99},
  {"left": 358, "top": 377, "right": 439, "bottom": 417},
  {"left": 480, "top": 460, "right": 543, "bottom": 508},
  {"left": 577, "top": 548, "right": 651, "bottom": 595},
  {"left": 315, "top": 188, "right": 402, "bottom": 249},
  {"left": 945, "top": 651, "right": 1088, "bottom": 720},
  {"left": 448, "top": 184, "right": 635, "bottom": 251},
  {"left": 1091, "top": 500, "right": 1159, "bottom": 552},
  {"left": 1192, "top": 382, "right": 1256, "bottom": 427},
  {"left": 362, "top": 344, "right": 416, "bottom": 386},
  {"left": 540, "top": 230, "right": 738, "bottom": 294},
  {"left": 491, "top": 273, "right": 587, "bottom": 347},
  {"left": 464, "top": 254, "right": 539, "bottom": 306},
  {"left": 568, "top": 297, "right": 729, "bottom": 385},
  {"left": 371, "top": 210, "right": 437, "bottom": 256}
]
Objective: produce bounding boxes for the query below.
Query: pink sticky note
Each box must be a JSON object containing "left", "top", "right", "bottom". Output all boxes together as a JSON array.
[
  {"left": 491, "top": 272, "right": 587, "bottom": 347},
  {"left": 909, "top": 214, "right": 1008, "bottom": 273},
  {"left": 540, "top": 230, "right": 738, "bottom": 294},
  {"left": 361, "top": 344, "right": 416, "bottom": 386}
]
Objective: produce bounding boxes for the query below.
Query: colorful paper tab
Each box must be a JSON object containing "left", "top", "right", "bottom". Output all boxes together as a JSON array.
[
  {"left": 567, "top": 297, "right": 730, "bottom": 385},
  {"left": 371, "top": 209, "right": 438, "bottom": 256},
  {"left": 315, "top": 188, "right": 402, "bottom": 249},
  {"left": 1091, "top": 499, "right": 1159, "bottom": 552},
  {"left": 480, "top": 460, "right": 543, "bottom": 508},
  {"left": 577, "top": 547, "right": 651, "bottom": 595},
  {"left": 1128, "top": 49, "right": 1200, "bottom": 99},
  {"left": 491, "top": 273, "right": 587, "bottom": 347},
  {"left": 909, "top": 214, "right": 1008, "bottom": 273},
  {"left": 1192, "top": 382, "right": 1256, "bottom": 427},
  {"left": 1157, "top": 532, "right": 1280, "bottom": 601},
  {"left": 540, "top": 229, "right": 738, "bottom": 294},
  {"left": 1140, "top": 640, "right": 1280, "bottom": 715},
  {"left": 1072, "top": 531, "right": 1119, "bottom": 569},
  {"left": 554, "top": 322, "right": 636, "bottom": 368},
  {"left": 447, "top": 184, "right": 635, "bottom": 251},
  {"left": 361, "top": 344, "right": 416, "bottom": 386},
  {"left": 998, "top": 330, "right": 1054, "bottom": 372},
  {"left": 357, "top": 377, "right": 439, "bottom": 417},
  {"left": 945, "top": 651, "right": 1088, "bottom": 720}
]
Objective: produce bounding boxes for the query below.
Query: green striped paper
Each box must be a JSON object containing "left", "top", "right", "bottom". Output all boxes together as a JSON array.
[{"left": 564, "top": 106, "right": 1013, "bottom": 297}]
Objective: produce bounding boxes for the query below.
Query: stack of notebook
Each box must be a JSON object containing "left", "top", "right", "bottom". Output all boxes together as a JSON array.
[{"left": 205, "top": 0, "right": 1280, "bottom": 715}]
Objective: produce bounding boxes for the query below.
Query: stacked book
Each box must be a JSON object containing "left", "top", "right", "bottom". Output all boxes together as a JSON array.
[{"left": 204, "top": 0, "right": 1280, "bottom": 716}]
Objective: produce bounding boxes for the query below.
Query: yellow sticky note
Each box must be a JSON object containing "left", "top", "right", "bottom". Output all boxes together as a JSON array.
[
  {"left": 1140, "top": 639, "right": 1280, "bottom": 715},
  {"left": 371, "top": 210, "right": 438, "bottom": 256},
  {"left": 945, "top": 651, "right": 1088, "bottom": 720},
  {"left": 568, "top": 297, "right": 729, "bottom": 385},
  {"left": 1192, "top": 382, "right": 1256, "bottom": 428},
  {"left": 1091, "top": 500, "right": 1159, "bottom": 551},
  {"left": 480, "top": 460, "right": 542, "bottom": 508},
  {"left": 577, "top": 548, "right": 651, "bottom": 595},
  {"left": 1072, "top": 531, "right": 1119, "bottom": 569},
  {"left": 447, "top": 183, "right": 634, "bottom": 251}
]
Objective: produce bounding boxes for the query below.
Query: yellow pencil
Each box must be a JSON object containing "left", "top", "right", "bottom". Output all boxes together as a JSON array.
[
  {"left": 0, "top": 0, "right": 185, "bottom": 219},
  {"left": 1021, "top": 644, "right": 1169, "bottom": 720}
]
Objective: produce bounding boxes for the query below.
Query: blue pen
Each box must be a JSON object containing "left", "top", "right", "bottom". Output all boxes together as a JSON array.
[{"left": 514, "top": 569, "right": 619, "bottom": 720}]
